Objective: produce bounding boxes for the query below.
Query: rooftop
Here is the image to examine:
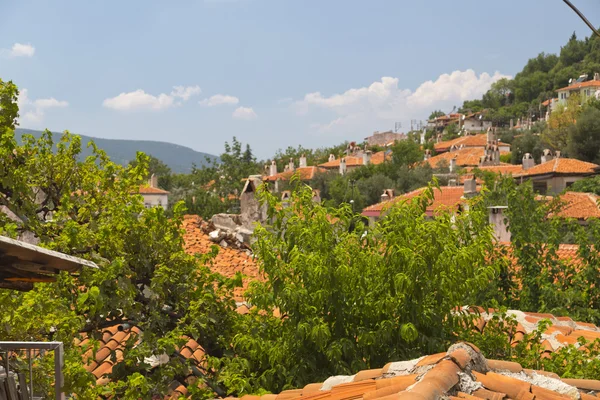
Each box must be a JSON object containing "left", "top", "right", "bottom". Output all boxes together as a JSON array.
[
  {"left": 426, "top": 148, "right": 510, "bottom": 169},
  {"left": 557, "top": 79, "right": 600, "bottom": 92},
  {"left": 182, "top": 215, "right": 260, "bottom": 302},
  {"left": 549, "top": 191, "right": 600, "bottom": 220},
  {"left": 139, "top": 185, "right": 170, "bottom": 194},
  {"left": 224, "top": 329, "right": 600, "bottom": 400},
  {"left": 362, "top": 186, "right": 478, "bottom": 217},
  {"left": 516, "top": 158, "right": 600, "bottom": 178},
  {"left": 319, "top": 151, "right": 389, "bottom": 169},
  {"left": 434, "top": 134, "right": 509, "bottom": 153},
  {"left": 264, "top": 166, "right": 327, "bottom": 182}
]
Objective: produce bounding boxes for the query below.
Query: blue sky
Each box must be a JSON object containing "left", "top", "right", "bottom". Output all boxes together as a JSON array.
[{"left": 1, "top": 0, "right": 598, "bottom": 159}]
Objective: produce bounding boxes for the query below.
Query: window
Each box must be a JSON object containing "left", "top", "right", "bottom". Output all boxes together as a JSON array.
[
  {"left": 533, "top": 181, "right": 548, "bottom": 195},
  {"left": 566, "top": 181, "right": 574, "bottom": 188}
]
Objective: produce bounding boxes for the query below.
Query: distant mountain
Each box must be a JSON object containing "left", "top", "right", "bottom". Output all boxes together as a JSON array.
[{"left": 15, "top": 129, "right": 218, "bottom": 174}]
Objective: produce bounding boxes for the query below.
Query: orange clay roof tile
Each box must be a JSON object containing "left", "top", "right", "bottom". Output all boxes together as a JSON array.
[
  {"left": 434, "top": 134, "right": 510, "bottom": 152},
  {"left": 557, "top": 79, "right": 600, "bottom": 92},
  {"left": 319, "top": 151, "right": 389, "bottom": 169},
  {"left": 182, "top": 214, "right": 260, "bottom": 302},
  {"left": 552, "top": 192, "right": 600, "bottom": 220},
  {"left": 426, "top": 147, "right": 511, "bottom": 169},
  {"left": 264, "top": 166, "right": 328, "bottom": 182},
  {"left": 362, "top": 186, "right": 479, "bottom": 217},
  {"left": 138, "top": 185, "right": 170, "bottom": 194},
  {"left": 516, "top": 158, "right": 600, "bottom": 177}
]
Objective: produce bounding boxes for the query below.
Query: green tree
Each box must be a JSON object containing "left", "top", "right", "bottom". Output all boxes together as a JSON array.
[
  {"left": 570, "top": 175, "right": 600, "bottom": 195},
  {"left": 567, "top": 107, "right": 600, "bottom": 163},
  {"left": 389, "top": 139, "right": 423, "bottom": 168},
  {"left": 428, "top": 110, "right": 445, "bottom": 120},
  {"left": 217, "top": 180, "right": 496, "bottom": 392},
  {"left": 129, "top": 154, "right": 173, "bottom": 190},
  {"left": 0, "top": 81, "right": 240, "bottom": 398}
]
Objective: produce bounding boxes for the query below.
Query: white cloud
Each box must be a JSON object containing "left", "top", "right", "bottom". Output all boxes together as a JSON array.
[
  {"left": 200, "top": 94, "right": 240, "bottom": 106},
  {"left": 172, "top": 85, "right": 202, "bottom": 101},
  {"left": 232, "top": 106, "right": 257, "bottom": 120},
  {"left": 17, "top": 88, "right": 68, "bottom": 126},
  {"left": 103, "top": 85, "right": 201, "bottom": 111},
  {"left": 296, "top": 69, "right": 510, "bottom": 134},
  {"left": 9, "top": 43, "right": 35, "bottom": 58}
]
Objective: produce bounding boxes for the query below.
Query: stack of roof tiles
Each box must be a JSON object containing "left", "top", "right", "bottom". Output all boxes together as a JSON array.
[
  {"left": 182, "top": 215, "right": 260, "bottom": 301},
  {"left": 225, "top": 340, "right": 600, "bottom": 400}
]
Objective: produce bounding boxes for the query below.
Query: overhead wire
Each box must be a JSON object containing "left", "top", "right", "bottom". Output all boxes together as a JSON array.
[{"left": 561, "top": 0, "right": 600, "bottom": 38}]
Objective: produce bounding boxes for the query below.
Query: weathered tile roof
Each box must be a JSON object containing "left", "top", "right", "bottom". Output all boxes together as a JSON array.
[
  {"left": 434, "top": 134, "right": 509, "bottom": 153},
  {"left": 551, "top": 192, "right": 600, "bottom": 220},
  {"left": 516, "top": 159, "right": 600, "bottom": 178},
  {"left": 139, "top": 185, "right": 170, "bottom": 194},
  {"left": 318, "top": 151, "right": 389, "bottom": 169},
  {"left": 226, "top": 338, "right": 600, "bottom": 400},
  {"left": 465, "top": 307, "right": 600, "bottom": 355},
  {"left": 362, "top": 186, "right": 478, "bottom": 217},
  {"left": 264, "top": 167, "right": 327, "bottom": 182},
  {"left": 425, "top": 148, "right": 510, "bottom": 169},
  {"left": 182, "top": 215, "right": 260, "bottom": 302},
  {"left": 473, "top": 164, "right": 525, "bottom": 175},
  {"left": 557, "top": 79, "right": 600, "bottom": 92}
]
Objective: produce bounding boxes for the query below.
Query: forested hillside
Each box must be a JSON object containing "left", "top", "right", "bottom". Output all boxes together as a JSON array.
[
  {"left": 15, "top": 128, "right": 217, "bottom": 173},
  {"left": 460, "top": 32, "right": 600, "bottom": 125}
]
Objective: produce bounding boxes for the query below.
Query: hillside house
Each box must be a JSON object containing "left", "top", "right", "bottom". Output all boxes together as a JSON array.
[
  {"left": 318, "top": 150, "right": 389, "bottom": 175},
  {"left": 263, "top": 156, "right": 327, "bottom": 192},
  {"left": 139, "top": 174, "right": 169, "bottom": 209},
  {"left": 557, "top": 73, "right": 600, "bottom": 105},
  {"left": 434, "top": 130, "right": 510, "bottom": 154}
]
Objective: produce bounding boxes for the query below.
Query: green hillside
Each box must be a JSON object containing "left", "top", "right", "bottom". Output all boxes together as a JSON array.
[
  {"left": 15, "top": 128, "right": 217, "bottom": 173},
  {"left": 460, "top": 32, "right": 600, "bottom": 125}
]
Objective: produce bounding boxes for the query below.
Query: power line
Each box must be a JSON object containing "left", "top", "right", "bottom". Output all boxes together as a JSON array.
[{"left": 561, "top": 0, "right": 600, "bottom": 38}]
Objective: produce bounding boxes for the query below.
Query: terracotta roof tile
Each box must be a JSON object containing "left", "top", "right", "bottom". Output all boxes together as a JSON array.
[
  {"left": 426, "top": 147, "right": 510, "bottom": 169},
  {"left": 264, "top": 166, "right": 328, "bottom": 182},
  {"left": 182, "top": 214, "right": 260, "bottom": 302},
  {"left": 362, "top": 186, "right": 479, "bottom": 217},
  {"left": 516, "top": 158, "right": 600, "bottom": 177},
  {"left": 434, "top": 134, "right": 510, "bottom": 152},
  {"left": 318, "top": 151, "right": 389, "bottom": 169},
  {"left": 557, "top": 79, "right": 600, "bottom": 92},
  {"left": 551, "top": 192, "right": 600, "bottom": 220},
  {"left": 138, "top": 185, "right": 170, "bottom": 194}
]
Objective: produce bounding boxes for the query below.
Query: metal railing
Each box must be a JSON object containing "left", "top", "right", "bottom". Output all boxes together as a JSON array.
[{"left": 0, "top": 342, "right": 64, "bottom": 400}]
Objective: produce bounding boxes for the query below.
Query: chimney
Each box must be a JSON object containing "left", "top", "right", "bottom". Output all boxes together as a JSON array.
[
  {"left": 555, "top": 151, "right": 561, "bottom": 159},
  {"left": 288, "top": 158, "right": 295, "bottom": 172},
  {"left": 269, "top": 160, "right": 278, "bottom": 176},
  {"left": 299, "top": 154, "right": 307, "bottom": 168},
  {"left": 339, "top": 158, "right": 347, "bottom": 175},
  {"left": 486, "top": 127, "right": 494, "bottom": 144},
  {"left": 329, "top": 154, "right": 336, "bottom": 162},
  {"left": 312, "top": 189, "right": 321, "bottom": 203},
  {"left": 488, "top": 206, "right": 511, "bottom": 242},
  {"left": 463, "top": 178, "right": 477, "bottom": 198},
  {"left": 424, "top": 149, "right": 431, "bottom": 161},
  {"left": 449, "top": 157, "right": 457, "bottom": 172},
  {"left": 363, "top": 151, "right": 372, "bottom": 166},
  {"left": 510, "top": 119, "right": 514, "bottom": 129},
  {"left": 448, "top": 179, "right": 457, "bottom": 186},
  {"left": 522, "top": 153, "right": 535, "bottom": 170},
  {"left": 541, "top": 149, "right": 554, "bottom": 164},
  {"left": 380, "top": 191, "right": 389, "bottom": 202},
  {"left": 595, "top": 72, "right": 600, "bottom": 81},
  {"left": 149, "top": 174, "right": 158, "bottom": 188}
]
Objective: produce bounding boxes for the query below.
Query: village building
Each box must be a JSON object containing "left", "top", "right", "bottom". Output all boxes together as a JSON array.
[
  {"left": 556, "top": 73, "right": 600, "bottom": 105},
  {"left": 318, "top": 150, "right": 390, "bottom": 175},
  {"left": 139, "top": 174, "right": 169, "bottom": 210}
]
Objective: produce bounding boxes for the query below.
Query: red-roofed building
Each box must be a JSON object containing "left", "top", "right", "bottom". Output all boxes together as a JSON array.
[
  {"left": 139, "top": 174, "right": 169, "bottom": 209},
  {"left": 263, "top": 166, "right": 327, "bottom": 182},
  {"left": 434, "top": 133, "right": 510, "bottom": 154},
  {"left": 318, "top": 150, "right": 390, "bottom": 174},
  {"left": 362, "top": 184, "right": 479, "bottom": 224},
  {"left": 547, "top": 191, "right": 600, "bottom": 221},
  {"left": 514, "top": 157, "right": 600, "bottom": 195},
  {"left": 557, "top": 73, "right": 600, "bottom": 105}
]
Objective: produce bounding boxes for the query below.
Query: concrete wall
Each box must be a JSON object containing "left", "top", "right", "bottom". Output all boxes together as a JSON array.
[
  {"left": 463, "top": 119, "right": 492, "bottom": 132},
  {"left": 142, "top": 193, "right": 168, "bottom": 210},
  {"left": 529, "top": 176, "right": 587, "bottom": 195}
]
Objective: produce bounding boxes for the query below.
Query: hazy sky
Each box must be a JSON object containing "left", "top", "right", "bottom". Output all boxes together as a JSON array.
[{"left": 1, "top": 0, "right": 598, "bottom": 158}]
